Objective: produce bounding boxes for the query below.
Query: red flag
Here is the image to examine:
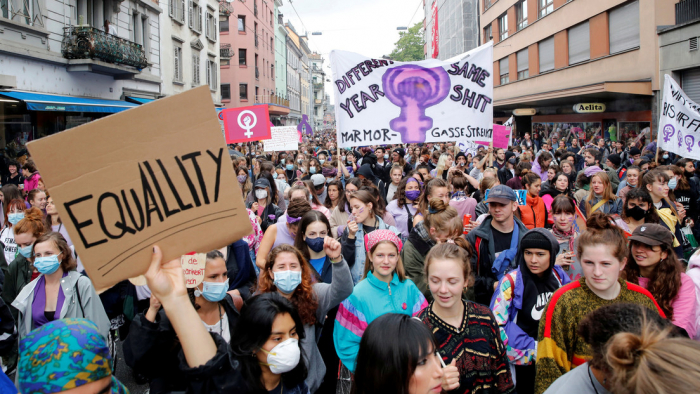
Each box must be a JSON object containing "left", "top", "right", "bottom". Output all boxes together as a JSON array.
[{"left": 431, "top": 1, "right": 439, "bottom": 59}]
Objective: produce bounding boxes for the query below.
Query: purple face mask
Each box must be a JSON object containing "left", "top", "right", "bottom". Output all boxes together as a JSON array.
[
  {"left": 237, "top": 175, "right": 247, "bottom": 184},
  {"left": 405, "top": 190, "right": 421, "bottom": 201}
]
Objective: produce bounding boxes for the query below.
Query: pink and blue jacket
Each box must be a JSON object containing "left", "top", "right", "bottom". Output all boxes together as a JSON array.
[{"left": 333, "top": 270, "right": 427, "bottom": 372}]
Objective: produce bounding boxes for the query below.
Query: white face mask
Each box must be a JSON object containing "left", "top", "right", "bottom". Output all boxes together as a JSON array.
[
  {"left": 260, "top": 338, "right": 301, "bottom": 374},
  {"left": 255, "top": 189, "right": 268, "bottom": 199}
]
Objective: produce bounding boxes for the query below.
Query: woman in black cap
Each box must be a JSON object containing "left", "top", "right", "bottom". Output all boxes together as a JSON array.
[
  {"left": 623, "top": 223, "right": 698, "bottom": 337},
  {"left": 391, "top": 147, "right": 413, "bottom": 175},
  {"left": 246, "top": 178, "right": 283, "bottom": 232}
]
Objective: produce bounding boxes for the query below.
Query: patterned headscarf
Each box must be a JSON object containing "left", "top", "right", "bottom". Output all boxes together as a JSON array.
[
  {"left": 19, "top": 318, "right": 129, "bottom": 394},
  {"left": 365, "top": 229, "right": 403, "bottom": 253}
]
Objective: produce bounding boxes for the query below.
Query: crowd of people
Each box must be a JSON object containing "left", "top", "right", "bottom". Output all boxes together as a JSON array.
[{"left": 0, "top": 129, "right": 700, "bottom": 394}]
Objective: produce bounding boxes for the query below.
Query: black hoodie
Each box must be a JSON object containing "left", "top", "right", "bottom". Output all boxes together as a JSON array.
[{"left": 512, "top": 228, "right": 564, "bottom": 338}]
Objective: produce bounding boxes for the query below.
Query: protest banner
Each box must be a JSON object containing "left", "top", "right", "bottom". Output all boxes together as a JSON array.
[
  {"left": 504, "top": 116, "right": 514, "bottom": 147},
  {"left": 28, "top": 86, "right": 252, "bottom": 292},
  {"left": 262, "top": 126, "right": 300, "bottom": 152},
  {"left": 221, "top": 105, "right": 272, "bottom": 144},
  {"left": 659, "top": 74, "right": 700, "bottom": 160},
  {"left": 330, "top": 42, "right": 493, "bottom": 148},
  {"left": 492, "top": 124, "right": 510, "bottom": 149}
]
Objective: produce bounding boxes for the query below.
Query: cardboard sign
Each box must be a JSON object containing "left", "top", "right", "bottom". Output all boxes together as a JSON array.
[
  {"left": 27, "top": 86, "right": 252, "bottom": 292},
  {"left": 330, "top": 42, "right": 493, "bottom": 148},
  {"left": 221, "top": 105, "right": 272, "bottom": 143},
  {"left": 484, "top": 189, "right": 527, "bottom": 206},
  {"left": 262, "top": 126, "right": 300, "bottom": 152},
  {"left": 181, "top": 253, "right": 206, "bottom": 288}
]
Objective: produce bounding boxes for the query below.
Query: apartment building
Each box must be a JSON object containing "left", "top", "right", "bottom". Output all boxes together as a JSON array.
[
  {"left": 482, "top": 0, "right": 677, "bottom": 141},
  {"left": 424, "top": 0, "right": 480, "bottom": 60},
  {"left": 0, "top": 0, "right": 162, "bottom": 148}
]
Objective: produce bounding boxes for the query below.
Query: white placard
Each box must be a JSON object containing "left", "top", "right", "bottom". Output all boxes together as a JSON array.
[
  {"left": 262, "top": 126, "right": 300, "bottom": 152},
  {"left": 658, "top": 74, "right": 700, "bottom": 160},
  {"left": 331, "top": 42, "right": 494, "bottom": 148}
]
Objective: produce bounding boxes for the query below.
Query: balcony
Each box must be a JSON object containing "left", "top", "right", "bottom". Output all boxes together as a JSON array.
[
  {"left": 313, "top": 82, "right": 323, "bottom": 91},
  {"left": 219, "top": 0, "right": 233, "bottom": 16},
  {"left": 61, "top": 26, "right": 148, "bottom": 72},
  {"left": 315, "top": 99, "right": 322, "bottom": 104},
  {"left": 255, "top": 94, "right": 290, "bottom": 115},
  {"left": 220, "top": 43, "right": 233, "bottom": 58},
  {"left": 677, "top": 0, "right": 700, "bottom": 25}
]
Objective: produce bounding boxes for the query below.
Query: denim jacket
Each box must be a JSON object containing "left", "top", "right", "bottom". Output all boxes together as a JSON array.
[{"left": 340, "top": 215, "right": 400, "bottom": 284}]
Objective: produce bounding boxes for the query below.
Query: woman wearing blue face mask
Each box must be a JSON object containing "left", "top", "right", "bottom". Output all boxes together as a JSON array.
[
  {"left": 124, "top": 249, "right": 243, "bottom": 393},
  {"left": 12, "top": 231, "right": 110, "bottom": 340},
  {"left": 258, "top": 243, "right": 352, "bottom": 393},
  {"left": 0, "top": 198, "right": 25, "bottom": 266}
]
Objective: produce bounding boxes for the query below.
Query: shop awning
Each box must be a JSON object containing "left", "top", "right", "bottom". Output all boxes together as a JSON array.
[
  {"left": 125, "top": 96, "right": 155, "bottom": 105},
  {"left": 0, "top": 91, "right": 138, "bottom": 113}
]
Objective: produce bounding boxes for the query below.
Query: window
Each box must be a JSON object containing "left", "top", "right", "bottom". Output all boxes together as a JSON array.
[
  {"left": 516, "top": 0, "right": 528, "bottom": 31},
  {"left": 484, "top": 0, "right": 492, "bottom": 9},
  {"left": 206, "top": 59, "right": 217, "bottom": 90},
  {"left": 484, "top": 24, "right": 492, "bottom": 43},
  {"left": 240, "top": 83, "right": 248, "bottom": 100},
  {"left": 221, "top": 58, "right": 230, "bottom": 66},
  {"left": 271, "top": 38, "right": 273, "bottom": 53},
  {"left": 539, "top": 0, "right": 553, "bottom": 18},
  {"left": 220, "top": 15, "right": 229, "bottom": 32},
  {"left": 4, "top": 0, "right": 43, "bottom": 26},
  {"left": 499, "top": 13, "right": 508, "bottom": 41},
  {"left": 173, "top": 43, "right": 183, "bottom": 82},
  {"left": 238, "top": 15, "right": 245, "bottom": 32},
  {"left": 270, "top": 10, "right": 273, "bottom": 26},
  {"left": 239, "top": 48, "right": 247, "bottom": 65},
  {"left": 189, "top": 1, "right": 202, "bottom": 33},
  {"left": 271, "top": 64, "right": 274, "bottom": 80},
  {"left": 499, "top": 57, "right": 509, "bottom": 84},
  {"left": 539, "top": 36, "right": 554, "bottom": 72},
  {"left": 517, "top": 49, "right": 528, "bottom": 79},
  {"left": 568, "top": 21, "right": 590, "bottom": 65},
  {"left": 192, "top": 52, "right": 201, "bottom": 85},
  {"left": 221, "top": 84, "right": 231, "bottom": 100},
  {"left": 205, "top": 11, "right": 216, "bottom": 40},
  {"left": 170, "top": 0, "right": 185, "bottom": 23},
  {"left": 609, "top": 0, "right": 640, "bottom": 54}
]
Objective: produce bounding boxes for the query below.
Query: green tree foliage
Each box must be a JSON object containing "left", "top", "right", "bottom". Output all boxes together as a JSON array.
[{"left": 389, "top": 23, "right": 425, "bottom": 62}]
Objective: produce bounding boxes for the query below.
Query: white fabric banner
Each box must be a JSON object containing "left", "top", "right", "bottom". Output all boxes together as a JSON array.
[
  {"left": 262, "top": 126, "right": 300, "bottom": 152},
  {"left": 659, "top": 74, "right": 700, "bottom": 160},
  {"left": 330, "top": 42, "right": 494, "bottom": 148}
]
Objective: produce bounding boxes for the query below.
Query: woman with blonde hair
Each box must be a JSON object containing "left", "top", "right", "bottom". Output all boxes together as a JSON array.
[
  {"left": 579, "top": 170, "right": 622, "bottom": 216},
  {"left": 403, "top": 199, "right": 463, "bottom": 300},
  {"left": 430, "top": 154, "right": 452, "bottom": 181}
]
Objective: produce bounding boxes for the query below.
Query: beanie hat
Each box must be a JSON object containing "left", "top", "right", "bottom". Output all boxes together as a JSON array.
[
  {"left": 629, "top": 147, "right": 641, "bottom": 156},
  {"left": 607, "top": 153, "right": 621, "bottom": 167},
  {"left": 521, "top": 231, "right": 552, "bottom": 251}
]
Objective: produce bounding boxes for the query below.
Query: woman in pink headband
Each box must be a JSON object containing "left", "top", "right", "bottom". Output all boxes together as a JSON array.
[{"left": 334, "top": 229, "right": 428, "bottom": 373}]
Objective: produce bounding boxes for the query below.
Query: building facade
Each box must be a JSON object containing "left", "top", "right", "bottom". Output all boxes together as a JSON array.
[
  {"left": 0, "top": 0, "right": 163, "bottom": 151},
  {"left": 285, "top": 21, "right": 301, "bottom": 125},
  {"left": 659, "top": 1, "right": 700, "bottom": 106},
  {"left": 299, "top": 35, "right": 311, "bottom": 129},
  {"left": 309, "top": 51, "right": 326, "bottom": 130},
  {"left": 160, "top": 0, "right": 220, "bottom": 104},
  {"left": 424, "top": 0, "right": 480, "bottom": 60},
  {"left": 483, "top": 0, "right": 676, "bottom": 141},
  {"left": 274, "top": 0, "right": 287, "bottom": 102}
]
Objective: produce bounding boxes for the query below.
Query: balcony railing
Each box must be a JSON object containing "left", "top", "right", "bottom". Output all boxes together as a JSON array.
[
  {"left": 219, "top": 0, "right": 233, "bottom": 16},
  {"left": 61, "top": 26, "right": 148, "bottom": 69},
  {"left": 255, "top": 95, "right": 289, "bottom": 107},
  {"left": 677, "top": 0, "right": 700, "bottom": 25},
  {"left": 220, "top": 43, "right": 233, "bottom": 58},
  {"left": 313, "top": 82, "right": 323, "bottom": 91}
]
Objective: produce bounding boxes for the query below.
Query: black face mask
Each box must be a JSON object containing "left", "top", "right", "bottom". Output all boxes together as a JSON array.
[
  {"left": 685, "top": 171, "right": 695, "bottom": 179},
  {"left": 625, "top": 205, "right": 648, "bottom": 221}
]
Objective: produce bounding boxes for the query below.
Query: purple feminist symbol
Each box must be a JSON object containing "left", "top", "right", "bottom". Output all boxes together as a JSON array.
[
  {"left": 297, "top": 114, "right": 313, "bottom": 136},
  {"left": 686, "top": 135, "right": 695, "bottom": 152},
  {"left": 663, "top": 124, "right": 675, "bottom": 143},
  {"left": 678, "top": 130, "right": 684, "bottom": 148},
  {"left": 382, "top": 65, "right": 450, "bottom": 143}
]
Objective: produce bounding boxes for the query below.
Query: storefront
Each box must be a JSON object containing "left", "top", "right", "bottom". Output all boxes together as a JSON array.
[
  {"left": 494, "top": 89, "right": 653, "bottom": 145},
  {"left": 0, "top": 90, "right": 139, "bottom": 158}
]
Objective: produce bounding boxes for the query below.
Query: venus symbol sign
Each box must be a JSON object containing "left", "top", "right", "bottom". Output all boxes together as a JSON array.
[
  {"left": 382, "top": 65, "right": 451, "bottom": 143},
  {"left": 238, "top": 110, "right": 257, "bottom": 138}
]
